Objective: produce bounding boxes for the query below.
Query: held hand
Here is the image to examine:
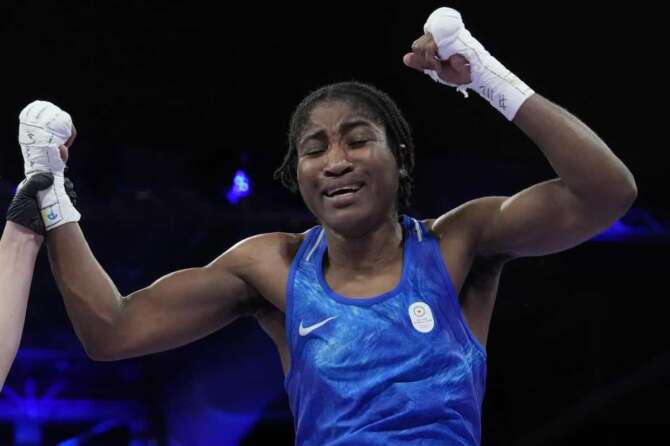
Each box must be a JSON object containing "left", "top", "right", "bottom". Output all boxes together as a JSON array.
[
  {"left": 59, "top": 124, "right": 77, "bottom": 164},
  {"left": 18, "top": 101, "right": 74, "bottom": 177},
  {"left": 17, "top": 101, "right": 81, "bottom": 231}
]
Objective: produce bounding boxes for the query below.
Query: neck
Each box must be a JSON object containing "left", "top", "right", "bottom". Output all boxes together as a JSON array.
[{"left": 324, "top": 214, "right": 403, "bottom": 274}]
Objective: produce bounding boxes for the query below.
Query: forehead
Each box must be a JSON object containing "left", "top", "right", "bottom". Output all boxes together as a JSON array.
[{"left": 303, "top": 100, "right": 383, "bottom": 133}]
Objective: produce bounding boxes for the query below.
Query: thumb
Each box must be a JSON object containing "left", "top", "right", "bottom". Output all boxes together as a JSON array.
[{"left": 403, "top": 53, "right": 429, "bottom": 72}]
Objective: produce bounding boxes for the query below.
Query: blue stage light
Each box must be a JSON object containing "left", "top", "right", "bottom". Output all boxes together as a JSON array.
[
  {"left": 226, "top": 170, "right": 252, "bottom": 205},
  {"left": 593, "top": 208, "right": 669, "bottom": 242}
]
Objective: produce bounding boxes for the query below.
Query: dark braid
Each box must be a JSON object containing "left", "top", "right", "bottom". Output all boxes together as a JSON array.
[{"left": 274, "top": 81, "right": 415, "bottom": 211}]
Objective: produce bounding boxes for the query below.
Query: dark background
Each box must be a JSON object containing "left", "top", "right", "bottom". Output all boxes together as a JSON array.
[{"left": 0, "top": 1, "right": 667, "bottom": 445}]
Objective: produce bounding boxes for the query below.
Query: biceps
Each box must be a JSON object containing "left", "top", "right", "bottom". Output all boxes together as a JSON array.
[
  {"left": 112, "top": 267, "right": 253, "bottom": 358},
  {"left": 479, "top": 179, "right": 614, "bottom": 258}
]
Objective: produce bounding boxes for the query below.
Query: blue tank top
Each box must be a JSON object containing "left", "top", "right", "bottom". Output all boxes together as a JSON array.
[{"left": 284, "top": 215, "right": 487, "bottom": 446}]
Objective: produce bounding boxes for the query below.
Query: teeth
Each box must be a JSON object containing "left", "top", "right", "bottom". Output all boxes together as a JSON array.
[{"left": 328, "top": 184, "right": 361, "bottom": 197}]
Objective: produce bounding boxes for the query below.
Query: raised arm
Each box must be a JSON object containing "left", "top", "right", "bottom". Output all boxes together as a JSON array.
[
  {"left": 17, "top": 100, "right": 270, "bottom": 361},
  {"left": 47, "top": 223, "right": 267, "bottom": 360},
  {"left": 473, "top": 94, "right": 636, "bottom": 258},
  {"left": 406, "top": 8, "right": 637, "bottom": 259},
  {"left": 0, "top": 223, "right": 42, "bottom": 389},
  {"left": 1, "top": 173, "right": 57, "bottom": 389}
]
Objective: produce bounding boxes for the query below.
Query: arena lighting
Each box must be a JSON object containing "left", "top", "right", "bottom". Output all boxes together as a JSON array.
[
  {"left": 592, "top": 208, "right": 669, "bottom": 242},
  {"left": 225, "top": 170, "right": 252, "bottom": 205}
]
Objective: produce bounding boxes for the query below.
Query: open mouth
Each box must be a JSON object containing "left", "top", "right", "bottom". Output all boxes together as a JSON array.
[{"left": 324, "top": 183, "right": 364, "bottom": 198}]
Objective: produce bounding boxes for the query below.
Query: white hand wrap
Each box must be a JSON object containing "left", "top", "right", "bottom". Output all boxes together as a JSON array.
[
  {"left": 18, "top": 100, "right": 80, "bottom": 230},
  {"left": 423, "top": 7, "right": 535, "bottom": 121}
]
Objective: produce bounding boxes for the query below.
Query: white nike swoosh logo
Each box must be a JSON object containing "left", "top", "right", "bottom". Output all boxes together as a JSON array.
[{"left": 299, "top": 316, "right": 337, "bottom": 336}]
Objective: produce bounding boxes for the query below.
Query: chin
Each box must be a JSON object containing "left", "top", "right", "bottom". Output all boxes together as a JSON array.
[{"left": 319, "top": 204, "right": 391, "bottom": 238}]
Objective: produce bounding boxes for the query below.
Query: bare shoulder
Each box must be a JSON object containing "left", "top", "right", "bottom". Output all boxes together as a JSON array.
[
  {"left": 425, "top": 197, "right": 507, "bottom": 254},
  {"left": 420, "top": 197, "right": 509, "bottom": 294},
  {"left": 206, "top": 231, "right": 308, "bottom": 313},
  {"left": 207, "top": 231, "right": 307, "bottom": 280},
  {"left": 213, "top": 232, "right": 304, "bottom": 263}
]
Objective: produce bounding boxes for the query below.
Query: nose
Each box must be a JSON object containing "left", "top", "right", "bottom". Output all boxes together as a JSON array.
[{"left": 324, "top": 144, "right": 353, "bottom": 177}]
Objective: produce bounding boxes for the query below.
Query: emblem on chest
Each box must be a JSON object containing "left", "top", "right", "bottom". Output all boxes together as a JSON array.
[{"left": 408, "top": 302, "right": 435, "bottom": 333}]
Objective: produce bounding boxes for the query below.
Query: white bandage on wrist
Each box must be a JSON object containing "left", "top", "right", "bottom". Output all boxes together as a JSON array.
[
  {"left": 18, "top": 100, "right": 80, "bottom": 230},
  {"left": 423, "top": 8, "right": 535, "bottom": 121},
  {"left": 36, "top": 173, "right": 81, "bottom": 231}
]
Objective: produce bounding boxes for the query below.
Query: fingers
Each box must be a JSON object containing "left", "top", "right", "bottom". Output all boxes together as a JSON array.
[
  {"left": 404, "top": 33, "right": 441, "bottom": 72},
  {"left": 449, "top": 54, "right": 470, "bottom": 71},
  {"left": 64, "top": 177, "right": 78, "bottom": 206},
  {"left": 447, "top": 54, "right": 473, "bottom": 84},
  {"left": 403, "top": 53, "right": 425, "bottom": 71},
  {"left": 21, "top": 172, "right": 54, "bottom": 196},
  {"left": 64, "top": 124, "right": 77, "bottom": 148},
  {"left": 60, "top": 124, "right": 76, "bottom": 163},
  {"left": 59, "top": 145, "right": 69, "bottom": 163}
]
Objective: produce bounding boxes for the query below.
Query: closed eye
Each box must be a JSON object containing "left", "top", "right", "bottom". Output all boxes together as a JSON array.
[
  {"left": 300, "top": 143, "right": 326, "bottom": 156},
  {"left": 303, "top": 148, "right": 325, "bottom": 156},
  {"left": 349, "top": 140, "right": 369, "bottom": 148}
]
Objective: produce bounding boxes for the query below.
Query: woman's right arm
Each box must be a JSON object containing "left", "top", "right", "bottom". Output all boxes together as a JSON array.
[{"left": 47, "top": 222, "right": 268, "bottom": 360}]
